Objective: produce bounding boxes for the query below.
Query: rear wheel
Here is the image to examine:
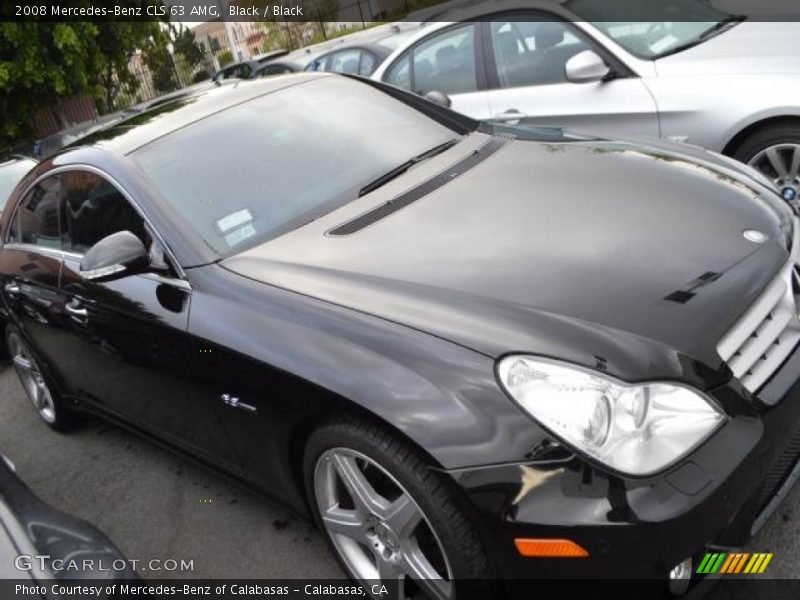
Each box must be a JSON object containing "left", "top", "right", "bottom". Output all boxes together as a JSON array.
[
  {"left": 733, "top": 123, "right": 800, "bottom": 201},
  {"left": 6, "top": 326, "right": 76, "bottom": 431},
  {"left": 304, "top": 417, "right": 493, "bottom": 600}
]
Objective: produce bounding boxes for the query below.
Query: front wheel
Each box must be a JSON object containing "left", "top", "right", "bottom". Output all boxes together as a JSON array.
[
  {"left": 733, "top": 122, "right": 800, "bottom": 201},
  {"left": 6, "top": 326, "right": 77, "bottom": 431},
  {"left": 304, "top": 417, "right": 493, "bottom": 600}
]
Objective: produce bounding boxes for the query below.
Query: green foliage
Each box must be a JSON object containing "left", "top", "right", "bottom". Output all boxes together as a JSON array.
[
  {"left": 0, "top": 22, "right": 97, "bottom": 146},
  {"left": 216, "top": 49, "right": 234, "bottom": 68},
  {"left": 142, "top": 26, "right": 178, "bottom": 94},
  {"left": 0, "top": 13, "right": 162, "bottom": 148},
  {"left": 172, "top": 24, "right": 204, "bottom": 67}
]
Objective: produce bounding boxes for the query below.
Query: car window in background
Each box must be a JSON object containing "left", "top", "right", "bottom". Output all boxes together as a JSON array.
[
  {"left": 134, "top": 78, "right": 460, "bottom": 257},
  {"left": 328, "top": 49, "right": 362, "bottom": 74},
  {"left": 490, "top": 20, "right": 590, "bottom": 88},
  {"left": 7, "top": 176, "right": 61, "bottom": 249},
  {"left": 567, "top": 0, "right": 733, "bottom": 58},
  {"left": 411, "top": 24, "right": 479, "bottom": 95},
  {"left": 358, "top": 51, "right": 378, "bottom": 76},
  {"left": 60, "top": 170, "right": 149, "bottom": 254},
  {"left": 305, "top": 55, "right": 328, "bottom": 71},
  {"left": 0, "top": 158, "right": 36, "bottom": 211},
  {"left": 385, "top": 53, "right": 412, "bottom": 89}
]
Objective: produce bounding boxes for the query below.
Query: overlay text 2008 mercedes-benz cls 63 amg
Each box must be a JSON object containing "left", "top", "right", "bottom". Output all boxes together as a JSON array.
[{"left": 0, "top": 72, "right": 798, "bottom": 597}]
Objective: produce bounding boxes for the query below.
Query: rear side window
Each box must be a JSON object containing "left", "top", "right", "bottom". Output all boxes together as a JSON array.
[
  {"left": 384, "top": 24, "right": 479, "bottom": 96},
  {"left": 328, "top": 49, "right": 361, "bottom": 74},
  {"left": 359, "top": 52, "right": 378, "bottom": 76},
  {"left": 7, "top": 176, "right": 62, "bottom": 249}
]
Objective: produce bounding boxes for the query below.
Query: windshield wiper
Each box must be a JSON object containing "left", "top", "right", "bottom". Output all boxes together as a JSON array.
[
  {"left": 652, "top": 15, "right": 746, "bottom": 59},
  {"left": 358, "top": 138, "right": 460, "bottom": 197}
]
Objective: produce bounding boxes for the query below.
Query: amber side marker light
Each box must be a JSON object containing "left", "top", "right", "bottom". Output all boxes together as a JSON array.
[{"left": 515, "top": 538, "right": 589, "bottom": 558}]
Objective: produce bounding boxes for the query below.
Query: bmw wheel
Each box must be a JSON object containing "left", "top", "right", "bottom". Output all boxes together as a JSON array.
[
  {"left": 304, "top": 418, "right": 493, "bottom": 600},
  {"left": 734, "top": 122, "right": 800, "bottom": 203},
  {"left": 6, "top": 326, "right": 76, "bottom": 431}
]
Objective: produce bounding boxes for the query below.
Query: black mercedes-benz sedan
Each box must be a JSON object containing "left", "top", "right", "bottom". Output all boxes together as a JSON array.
[{"left": 1, "top": 73, "right": 799, "bottom": 597}]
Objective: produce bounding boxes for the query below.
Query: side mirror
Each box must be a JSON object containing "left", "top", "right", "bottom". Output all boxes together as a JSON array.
[
  {"left": 565, "top": 50, "right": 611, "bottom": 83},
  {"left": 80, "top": 231, "right": 148, "bottom": 281},
  {"left": 424, "top": 90, "right": 452, "bottom": 108}
]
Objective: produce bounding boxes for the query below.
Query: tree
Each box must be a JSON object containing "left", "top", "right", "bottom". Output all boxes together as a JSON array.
[
  {"left": 172, "top": 25, "right": 204, "bottom": 68},
  {"left": 92, "top": 22, "right": 161, "bottom": 113},
  {"left": 0, "top": 22, "right": 99, "bottom": 147},
  {"left": 0, "top": 6, "right": 164, "bottom": 148},
  {"left": 142, "top": 26, "right": 179, "bottom": 94}
]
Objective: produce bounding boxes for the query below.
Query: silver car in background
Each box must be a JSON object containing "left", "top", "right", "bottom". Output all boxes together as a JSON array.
[{"left": 373, "top": 0, "right": 800, "bottom": 200}]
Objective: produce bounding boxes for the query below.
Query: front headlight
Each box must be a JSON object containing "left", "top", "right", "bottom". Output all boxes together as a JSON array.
[{"left": 497, "top": 356, "right": 725, "bottom": 476}]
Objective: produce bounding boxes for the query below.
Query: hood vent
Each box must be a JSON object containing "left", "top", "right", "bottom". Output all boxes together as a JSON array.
[{"left": 328, "top": 135, "right": 512, "bottom": 236}]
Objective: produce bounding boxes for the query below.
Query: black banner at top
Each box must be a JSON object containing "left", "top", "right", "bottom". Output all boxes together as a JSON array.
[{"left": 3, "top": 0, "right": 800, "bottom": 23}]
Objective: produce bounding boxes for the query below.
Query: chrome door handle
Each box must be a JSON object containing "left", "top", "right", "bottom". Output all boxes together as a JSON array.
[
  {"left": 492, "top": 110, "right": 527, "bottom": 122},
  {"left": 65, "top": 303, "right": 88, "bottom": 317},
  {"left": 4, "top": 282, "right": 20, "bottom": 295}
]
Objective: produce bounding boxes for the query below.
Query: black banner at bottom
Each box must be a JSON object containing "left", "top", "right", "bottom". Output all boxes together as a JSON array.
[{"left": 5, "top": 578, "right": 800, "bottom": 600}]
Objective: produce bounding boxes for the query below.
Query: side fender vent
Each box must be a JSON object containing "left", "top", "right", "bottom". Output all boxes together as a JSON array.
[{"left": 328, "top": 135, "right": 512, "bottom": 236}]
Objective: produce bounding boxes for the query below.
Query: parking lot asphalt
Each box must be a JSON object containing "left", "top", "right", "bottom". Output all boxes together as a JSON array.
[{"left": 0, "top": 363, "right": 798, "bottom": 593}]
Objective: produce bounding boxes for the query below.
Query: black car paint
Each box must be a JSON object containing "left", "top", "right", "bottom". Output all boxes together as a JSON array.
[{"left": 0, "top": 74, "right": 798, "bottom": 580}]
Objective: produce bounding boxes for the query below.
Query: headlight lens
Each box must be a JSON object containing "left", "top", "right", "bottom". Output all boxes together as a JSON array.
[{"left": 497, "top": 356, "right": 725, "bottom": 476}]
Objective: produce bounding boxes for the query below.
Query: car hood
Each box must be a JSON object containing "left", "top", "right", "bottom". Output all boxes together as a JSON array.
[
  {"left": 221, "top": 133, "right": 793, "bottom": 386},
  {"left": 656, "top": 22, "right": 800, "bottom": 76}
]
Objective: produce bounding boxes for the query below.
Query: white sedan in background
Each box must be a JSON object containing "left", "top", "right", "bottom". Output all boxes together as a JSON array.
[{"left": 373, "top": 0, "right": 800, "bottom": 201}]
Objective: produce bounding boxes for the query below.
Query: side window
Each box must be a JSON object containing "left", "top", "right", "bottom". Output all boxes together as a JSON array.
[
  {"left": 385, "top": 53, "right": 412, "bottom": 90},
  {"left": 305, "top": 55, "right": 328, "bottom": 71},
  {"left": 359, "top": 51, "right": 378, "bottom": 76},
  {"left": 489, "top": 19, "right": 590, "bottom": 89},
  {"left": 328, "top": 49, "right": 362, "bottom": 75},
  {"left": 412, "top": 24, "right": 478, "bottom": 96},
  {"left": 8, "top": 176, "right": 62, "bottom": 249},
  {"left": 60, "top": 170, "right": 150, "bottom": 255}
]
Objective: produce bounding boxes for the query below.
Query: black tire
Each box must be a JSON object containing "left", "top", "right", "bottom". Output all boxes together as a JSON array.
[
  {"left": 304, "top": 416, "right": 494, "bottom": 600},
  {"left": 5, "top": 325, "right": 78, "bottom": 432},
  {"left": 732, "top": 121, "right": 800, "bottom": 176}
]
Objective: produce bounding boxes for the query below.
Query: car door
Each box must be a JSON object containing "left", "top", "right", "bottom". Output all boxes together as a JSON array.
[
  {"left": 52, "top": 168, "right": 240, "bottom": 469},
  {"left": 483, "top": 15, "right": 659, "bottom": 138},
  {"left": 383, "top": 23, "right": 493, "bottom": 120},
  {"left": 0, "top": 175, "right": 67, "bottom": 378}
]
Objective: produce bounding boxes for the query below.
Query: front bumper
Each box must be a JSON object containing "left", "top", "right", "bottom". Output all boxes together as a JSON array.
[{"left": 447, "top": 344, "right": 800, "bottom": 580}]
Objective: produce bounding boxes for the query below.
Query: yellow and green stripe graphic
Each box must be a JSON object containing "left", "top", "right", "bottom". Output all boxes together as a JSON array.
[{"left": 696, "top": 552, "right": 773, "bottom": 574}]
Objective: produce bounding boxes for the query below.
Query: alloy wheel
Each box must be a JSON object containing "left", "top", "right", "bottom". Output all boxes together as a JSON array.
[
  {"left": 314, "top": 448, "right": 453, "bottom": 600},
  {"left": 748, "top": 143, "right": 800, "bottom": 200},
  {"left": 8, "top": 332, "right": 56, "bottom": 424}
]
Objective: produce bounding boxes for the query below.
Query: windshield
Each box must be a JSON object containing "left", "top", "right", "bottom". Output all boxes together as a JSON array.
[
  {"left": 133, "top": 78, "right": 460, "bottom": 257},
  {"left": 0, "top": 158, "right": 36, "bottom": 210},
  {"left": 567, "top": 0, "right": 733, "bottom": 59}
]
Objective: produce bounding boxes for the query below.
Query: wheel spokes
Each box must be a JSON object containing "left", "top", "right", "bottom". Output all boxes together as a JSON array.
[
  {"left": 13, "top": 354, "right": 32, "bottom": 373},
  {"left": 317, "top": 449, "right": 453, "bottom": 600},
  {"left": 384, "top": 494, "right": 422, "bottom": 540},
  {"left": 766, "top": 147, "right": 789, "bottom": 180},
  {"left": 790, "top": 147, "right": 800, "bottom": 181},
  {"left": 331, "top": 453, "right": 389, "bottom": 517},
  {"left": 401, "top": 538, "right": 452, "bottom": 600},
  {"left": 321, "top": 506, "right": 365, "bottom": 540}
]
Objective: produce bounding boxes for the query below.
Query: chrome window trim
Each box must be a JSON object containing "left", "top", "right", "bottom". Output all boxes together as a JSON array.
[
  {"left": 3, "top": 242, "right": 191, "bottom": 292},
  {"left": 3, "top": 164, "right": 187, "bottom": 281}
]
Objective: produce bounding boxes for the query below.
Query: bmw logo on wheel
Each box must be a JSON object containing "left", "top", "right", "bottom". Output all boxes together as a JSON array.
[{"left": 782, "top": 187, "right": 797, "bottom": 202}]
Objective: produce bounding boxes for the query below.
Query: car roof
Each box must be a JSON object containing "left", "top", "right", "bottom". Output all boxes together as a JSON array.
[{"left": 65, "top": 73, "right": 332, "bottom": 156}]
